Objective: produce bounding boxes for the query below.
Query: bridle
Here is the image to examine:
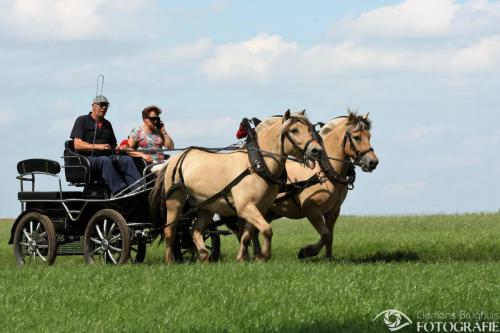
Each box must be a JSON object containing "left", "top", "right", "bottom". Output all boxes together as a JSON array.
[
  {"left": 341, "top": 130, "right": 374, "bottom": 165},
  {"left": 280, "top": 118, "right": 317, "bottom": 163}
]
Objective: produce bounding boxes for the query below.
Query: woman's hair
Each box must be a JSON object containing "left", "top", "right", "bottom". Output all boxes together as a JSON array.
[{"left": 142, "top": 105, "right": 162, "bottom": 119}]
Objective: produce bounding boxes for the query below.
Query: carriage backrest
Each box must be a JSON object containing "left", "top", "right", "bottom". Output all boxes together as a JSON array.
[
  {"left": 63, "top": 140, "right": 92, "bottom": 186},
  {"left": 17, "top": 159, "right": 61, "bottom": 175}
]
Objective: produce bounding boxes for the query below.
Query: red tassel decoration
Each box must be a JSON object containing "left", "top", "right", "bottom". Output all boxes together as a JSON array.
[{"left": 236, "top": 124, "right": 247, "bottom": 139}]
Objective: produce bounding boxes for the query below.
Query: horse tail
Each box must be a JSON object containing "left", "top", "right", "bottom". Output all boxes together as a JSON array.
[{"left": 149, "top": 163, "right": 168, "bottom": 233}]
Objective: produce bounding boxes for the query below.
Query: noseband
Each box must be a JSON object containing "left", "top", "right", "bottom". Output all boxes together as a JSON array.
[{"left": 342, "top": 131, "right": 374, "bottom": 165}]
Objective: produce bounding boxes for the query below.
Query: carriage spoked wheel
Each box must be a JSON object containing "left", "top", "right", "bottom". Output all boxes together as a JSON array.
[
  {"left": 83, "top": 209, "right": 131, "bottom": 265},
  {"left": 172, "top": 227, "right": 221, "bottom": 263},
  {"left": 13, "top": 212, "right": 56, "bottom": 265}
]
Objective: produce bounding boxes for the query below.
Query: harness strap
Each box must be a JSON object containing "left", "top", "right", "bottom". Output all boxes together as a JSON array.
[
  {"left": 180, "top": 168, "right": 252, "bottom": 217},
  {"left": 242, "top": 118, "right": 286, "bottom": 188},
  {"left": 280, "top": 174, "right": 322, "bottom": 195}
]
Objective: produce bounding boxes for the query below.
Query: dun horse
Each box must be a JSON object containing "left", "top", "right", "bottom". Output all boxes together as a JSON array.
[
  {"left": 149, "top": 110, "right": 323, "bottom": 263},
  {"left": 235, "top": 111, "right": 379, "bottom": 259}
]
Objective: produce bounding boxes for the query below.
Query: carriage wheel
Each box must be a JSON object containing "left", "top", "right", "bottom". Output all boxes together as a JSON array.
[
  {"left": 172, "top": 228, "right": 221, "bottom": 263},
  {"left": 83, "top": 209, "right": 131, "bottom": 265},
  {"left": 13, "top": 212, "right": 56, "bottom": 265}
]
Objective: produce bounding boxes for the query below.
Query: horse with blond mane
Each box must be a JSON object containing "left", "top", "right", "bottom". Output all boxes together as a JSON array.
[
  {"left": 149, "top": 110, "right": 323, "bottom": 263},
  {"left": 232, "top": 111, "right": 379, "bottom": 260}
]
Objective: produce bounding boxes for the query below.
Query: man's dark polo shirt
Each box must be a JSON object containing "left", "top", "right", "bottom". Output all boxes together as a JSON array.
[{"left": 70, "top": 113, "right": 117, "bottom": 155}]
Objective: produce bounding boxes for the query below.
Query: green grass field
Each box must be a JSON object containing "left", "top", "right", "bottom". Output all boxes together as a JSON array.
[{"left": 1, "top": 213, "right": 499, "bottom": 332}]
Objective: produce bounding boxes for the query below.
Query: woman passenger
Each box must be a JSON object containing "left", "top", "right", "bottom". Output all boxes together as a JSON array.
[{"left": 127, "top": 105, "right": 174, "bottom": 165}]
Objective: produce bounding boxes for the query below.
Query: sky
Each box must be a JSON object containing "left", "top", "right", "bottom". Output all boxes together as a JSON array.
[{"left": 0, "top": 0, "right": 499, "bottom": 217}]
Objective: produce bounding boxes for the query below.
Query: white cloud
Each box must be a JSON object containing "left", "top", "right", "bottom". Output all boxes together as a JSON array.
[
  {"left": 112, "top": 38, "right": 213, "bottom": 68},
  {"left": 201, "top": 33, "right": 299, "bottom": 81},
  {"left": 198, "top": 33, "right": 500, "bottom": 83},
  {"left": 332, "top": 0, "right": 458, "bottom": 39},
  {"left": 398, "top": 125, "right": 444, "bottom": 142},
  {"left": 381, "top": 181, "right": 427, "bottom": 199},
  {"left": 50, "top": 98, "right": 74, "bottom": 113},
  {"left": 449, "top": 35, "right": 500, "bottom": 73},
  {"left": 0, "top": 0, "right": 156, "bottom": 41},
  {"left": 168, "top": 117, "right": 237, "bottom": 141},
  {"left": 0, "top": 109, "right": 15, "bottom": 127},
  {"left": 332, "top": 0, "right": 500, "bottom": 40}
]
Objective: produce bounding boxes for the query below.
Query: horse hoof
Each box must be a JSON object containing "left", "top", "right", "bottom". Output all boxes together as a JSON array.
[
  {"left": 236, "top": 254, "right": 250, "bottom": 262},
  {"left": 253, "top": 254, "right": 267, "bottom": 262},
  {"left": 198, "top": 250, "right": 210, "bottom": 263},
  {"left": 298, "top": 248, "right": 308, "bottom": 259}
]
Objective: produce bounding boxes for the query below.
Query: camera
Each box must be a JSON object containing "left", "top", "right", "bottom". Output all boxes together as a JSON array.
[{"left": 154, "top": 119, "right": 163, "bottom": 129}]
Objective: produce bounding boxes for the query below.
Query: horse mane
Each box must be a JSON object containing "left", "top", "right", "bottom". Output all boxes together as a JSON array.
[
  {"left": 320, "top": 117, "right": 346, "bottom": 136},
  {"left": 255, "top": 111, "right": 310, "bottom": 135},
  {"left": 320, "top": 109, "right": 372, "bottom": 136}
]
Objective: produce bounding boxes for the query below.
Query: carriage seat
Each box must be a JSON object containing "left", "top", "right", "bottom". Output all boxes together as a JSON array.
[
  {"left": 63, "top": 140, "right": 149, "bottom": 186},
  {"left": 17, "top": 158, "right": 82, "bottom": 200},
  {"left": 63, "top": 140, "right": 100, "bottom": 186},
  {"left": 18, "top": 191, "right": 82, "bottom": 200}
]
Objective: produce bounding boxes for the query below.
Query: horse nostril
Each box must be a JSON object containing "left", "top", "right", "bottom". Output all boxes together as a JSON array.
[
  {"left": 311, "top": 147, "right": 321, "bottom": 156},
  {"left": 369, "top": 159, "right": 379, "bottom": 169}
]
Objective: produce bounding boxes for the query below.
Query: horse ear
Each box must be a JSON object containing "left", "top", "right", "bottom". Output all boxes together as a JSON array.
[
  {"left": 284, "top": 109, "right": 291, "bottom": 121},
  {"left": 280, "top": 119, "right": 292, "bottom": 133},
  {"left": 348, "top": 112, "right": 356, "bottom": 122},
  {"left": 364, "top": 112, "right": 370, "bottom": 119},
  {"left": 299, "top": 109, "right": 306, "bottom": 115}
]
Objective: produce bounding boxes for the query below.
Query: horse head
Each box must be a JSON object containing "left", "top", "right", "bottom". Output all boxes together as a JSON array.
[
  {"left": 343, "top": 111, "right": 379, "bottom": 172},
  {"left": 280, "top": 109, "right": 323, "bottom": 168}
]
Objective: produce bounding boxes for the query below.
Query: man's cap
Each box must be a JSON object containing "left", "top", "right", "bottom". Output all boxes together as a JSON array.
[{"left": 93, "top": 95, "right": 109, "bottom": 104}]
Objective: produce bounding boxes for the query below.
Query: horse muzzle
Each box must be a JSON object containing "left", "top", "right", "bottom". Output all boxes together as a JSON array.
[
  {"left": 359, "top": 155, "right": 379, "bottom": 172},
  {"left": 304, "top": 141, "right": 323, "bottom": 169}
]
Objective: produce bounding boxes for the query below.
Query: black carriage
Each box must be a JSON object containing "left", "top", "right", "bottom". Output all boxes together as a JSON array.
[{"left": 9, "top": 141, "right": 223, "bottom": 265}]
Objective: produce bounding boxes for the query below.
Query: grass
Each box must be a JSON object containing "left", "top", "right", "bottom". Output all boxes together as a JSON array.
[{"left": 0, "top": 213, "right": 499, "bottom": 332}]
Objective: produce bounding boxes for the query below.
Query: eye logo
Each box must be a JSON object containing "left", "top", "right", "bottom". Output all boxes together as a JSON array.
[{"left": 373, "top": 309, "right": 413, "bottom": 331}]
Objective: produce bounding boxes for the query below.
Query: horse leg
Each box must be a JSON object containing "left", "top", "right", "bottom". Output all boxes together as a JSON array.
[
  {"left": 192, "top": 210, "right": 213, "bottom": 263},
  {"left": 324, "top": 208, "right": 340, "bottom": 260},
  {"left": 298, "top": 208, "right": 330, "bottom": 259},
  {"left": 239, "top": 223, "right": 263, "bottom": 260},
  {"left": 236, "top": 222, "right": 253, "bottom": 262},
  {"left": 163, "top": 190, "right": 186, "bottom": 264},
  {"left": 251, "top": 227, "right": 263, "bottom": 260},
  {"left": 237, "top": 205, "right": 273, "bottom": 261}
]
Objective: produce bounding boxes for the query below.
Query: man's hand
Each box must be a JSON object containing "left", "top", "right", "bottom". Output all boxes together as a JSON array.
[
  {"left": 142, "top": 153, "right": 153, "bottom": 163},
  {"left": 98, "top": 143, "right": 112, "bottom": 150}
]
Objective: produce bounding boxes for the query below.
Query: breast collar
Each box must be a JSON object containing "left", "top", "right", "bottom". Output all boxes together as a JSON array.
[{"left": 241, "top": 118, "right": 287, "bottom": 189}]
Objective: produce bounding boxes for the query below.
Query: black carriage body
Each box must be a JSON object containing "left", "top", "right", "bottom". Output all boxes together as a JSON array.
[
  {"left": 11, "top": 149, "right": 155, "bottom": 260},
  {"left": 11, "top": 143, "right": 223, "bottom": 265},
  {"left": 15, "top": 191, "right": 151, "bottom": 237}
]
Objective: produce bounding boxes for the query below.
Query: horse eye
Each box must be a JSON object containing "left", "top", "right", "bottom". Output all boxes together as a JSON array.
[
  {"left": 290, "top": 128, "right": 299, "bottom": 134},
  {"left": 353, "top": 135, "right": 361, "bottom": 141}
]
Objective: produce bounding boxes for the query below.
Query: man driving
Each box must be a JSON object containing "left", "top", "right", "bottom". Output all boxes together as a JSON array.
[{"left": 70, "top": 95, "right": 141, "bottom": 194}]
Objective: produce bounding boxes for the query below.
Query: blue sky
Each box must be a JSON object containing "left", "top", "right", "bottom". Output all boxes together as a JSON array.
[{"left": 0, "top": 0, "right": 499, "bottom": 217}]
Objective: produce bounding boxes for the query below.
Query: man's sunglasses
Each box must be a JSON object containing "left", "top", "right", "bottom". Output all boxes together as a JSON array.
[
  {"left": 94, "top": 102, "right": 110, "bottom": 108},
  {"left": 147, "top": 116, "right": 161, "bottom": 122}
]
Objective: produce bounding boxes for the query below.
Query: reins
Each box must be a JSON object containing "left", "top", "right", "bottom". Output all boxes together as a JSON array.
[{"left": 160, "top": 114, "right": 315, "bottom": 223}]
